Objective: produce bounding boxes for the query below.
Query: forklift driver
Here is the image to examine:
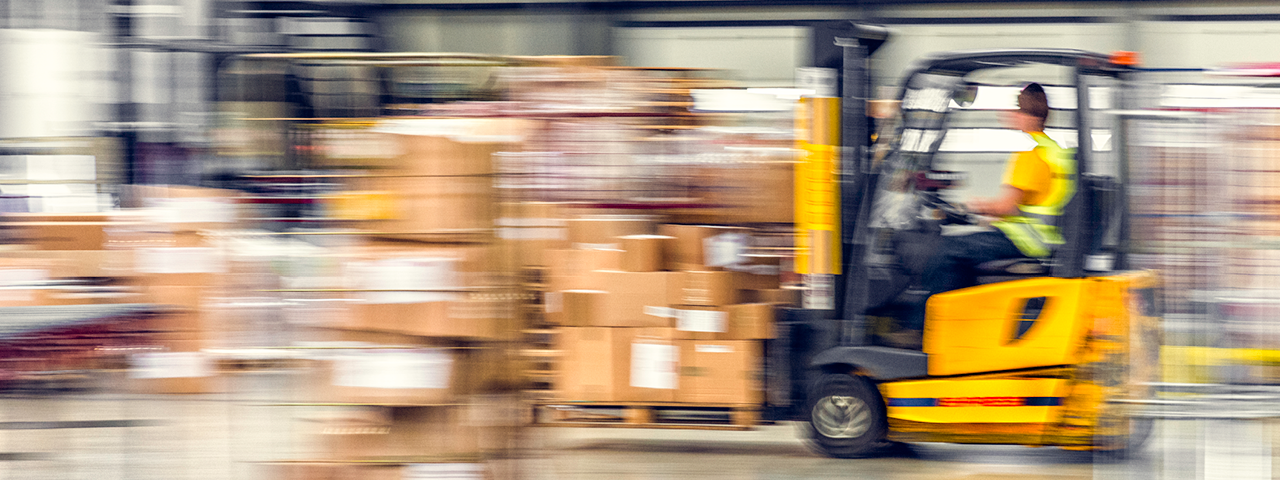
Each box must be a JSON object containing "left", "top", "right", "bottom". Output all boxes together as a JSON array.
[{"left": 899, "top": 83, "right": 1075, "bottom": 348}]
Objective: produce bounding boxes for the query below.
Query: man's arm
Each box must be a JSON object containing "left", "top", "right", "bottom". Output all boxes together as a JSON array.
[{"left": 967, "top": 185, "right": 1024, "bottom": 217}]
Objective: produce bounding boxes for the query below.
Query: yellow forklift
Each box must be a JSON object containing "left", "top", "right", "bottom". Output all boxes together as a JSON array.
[{"left": 797, "top": 46, "right": 1161, "bottom": 457}]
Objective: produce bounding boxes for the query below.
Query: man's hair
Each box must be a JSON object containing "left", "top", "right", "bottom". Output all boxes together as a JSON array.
[{"left": 1018, "top": 83, "right": 1049, "bottom": 120}]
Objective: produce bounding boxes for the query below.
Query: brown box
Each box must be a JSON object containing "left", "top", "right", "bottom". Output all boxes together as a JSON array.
[
  {"left": 378, "top": 118, "right": 532, "bottom": 175},
  {"left": 566, "top": 216, "right": 654, "bottom": 249},
  {"left": 658, "top": 224, "right": 749, "bottom": 271},
  {"left": 363, "top": 176, "right": 495, "bottom": 240},
  {"left": 496, "top": 202, "right": 570, "bottom": 269},
  {"left": 616, "top": 327, "right": 679, "bottom": 402},
  {"left": 557, "top": 327, "right": 620, "bottom": 402},
  {"left": 590, "top": 271, "right": 677, "bottom": 327},
  {"left": 319, "top": 406, "right": 478, "bottom": 461},
  {"left": 559, "top": 289, "right": 606, "bottom": 327},
  {"left": 677, "top": 340, "right": 762, "bottom": 404},
  {"left": 673, "top": 303, "right": 774, "bottom": 340},
  {"left": 620, "top": 235, "right": 670, "bottom": 272},
  {"left": 545, "top": 248, "right": 623, "bottom": 293},
  {"left": 669, "top": 271, "right": 741, "bottom": 307},
  {"left": 344, "top": 301, "right": 501, "bottom": 340},
  {"left": 8, "top": 222, "right": 111, "bottom": 250}
]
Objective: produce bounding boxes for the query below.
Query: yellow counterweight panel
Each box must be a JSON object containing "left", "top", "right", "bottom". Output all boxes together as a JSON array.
[
  {"left": 882, "top": 377, "right": 1068, "bottom": 425},
  {"left": 924, "top": 278, "right": 1091, "bottom": 376}
]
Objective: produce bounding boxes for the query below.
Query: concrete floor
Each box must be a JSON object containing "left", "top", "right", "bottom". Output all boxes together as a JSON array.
[{"left": 0, "top": 375, "right": 1276, "bottom": 480}]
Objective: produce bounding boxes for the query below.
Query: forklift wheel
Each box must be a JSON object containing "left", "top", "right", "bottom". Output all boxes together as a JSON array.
[{"left": 805, "top": 373, "right": 888, "bottom": 458}]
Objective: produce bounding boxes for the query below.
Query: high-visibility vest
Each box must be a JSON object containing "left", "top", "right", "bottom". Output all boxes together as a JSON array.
[{"left": 992, "top": 132, "right": 1076, "bottom": 258}]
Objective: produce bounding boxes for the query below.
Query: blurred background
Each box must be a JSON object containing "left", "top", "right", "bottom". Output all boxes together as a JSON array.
[{"left": 4, "top": 1, "right": 1280, "bottom": 479}]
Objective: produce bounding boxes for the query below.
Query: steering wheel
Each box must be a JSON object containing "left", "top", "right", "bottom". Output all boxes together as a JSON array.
[{"left": 921, "top": 192, "right": 977, "bottom": 225}]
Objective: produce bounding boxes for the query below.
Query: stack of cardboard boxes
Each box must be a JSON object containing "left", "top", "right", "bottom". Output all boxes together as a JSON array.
[
  {"left": 547, "top": 217, "right": 797, "bottom": 407},
  {"left": 272, "top": 118, "right": 524, "bottom": 479},
  {"left": 0, "top": 186, "right": 246, "bottom": 393}
]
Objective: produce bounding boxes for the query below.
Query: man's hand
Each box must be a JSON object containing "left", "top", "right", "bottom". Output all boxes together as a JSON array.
[{"left": 966, "top": 185, "right": 1024, "bottom": 217}]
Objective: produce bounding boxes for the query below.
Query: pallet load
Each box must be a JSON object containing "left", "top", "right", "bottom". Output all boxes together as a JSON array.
[
  {"left": 543, "top": 218, "right": 788, "bottom": 429},
  {"left": 267, "top": 118, "right": 525, "bottom": 479},
  {"left": 0, "top": 194, "right": 247, "bottom": 394}
]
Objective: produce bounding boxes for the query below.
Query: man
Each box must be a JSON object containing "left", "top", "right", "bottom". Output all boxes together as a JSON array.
[{"left": 897, "top": 82, "right": 1075, "bottom": 346}]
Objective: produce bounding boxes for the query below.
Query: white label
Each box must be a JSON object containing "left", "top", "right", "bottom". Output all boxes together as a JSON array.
[
  {"left": 704, "top": 233, "right": 747, "bottom": 267},
  {"left": 796, "top": 67, "right": 838, "bottom": 98},
  {"left": 695, "top": 344, "right": 734, "bottom": 353},
  {"left": 347, "top": 257, "right": 460, "bottom": 304},
  {"left": 574, "top": 242, "right": 620, "bottom": 251},
  {"left": 544, "top": 291, "right": 562, "bottom": 314},
  {"left": 135, "top": 247, "right": 223, "bottom": 274},
  {"left": 148, "top": 198, "right": 236, "bottom": 224},
  {"left": 0, "top": 268, "right": 47, "bottom": 303},
  {"left": 803, "top": 273, "right": 835, "bottom": 310},
  {"left": 402, "top": 463, "right": 486, "bottom": 480},
  {"left": 495, "top": 217, "right": 566, "bottom": 228},
  {"left": 631, "top": 342, "right": 678, "bottom": 390},
  {"left": 332, "top": 349, "right": 453, "bottom": 390},
  {"left": 644, "top": 306, "right": 677, "bottom": 318},
  {"left": 676, "top": 309, "right": 727, "bottom": 333},
  {"left": 497, "top": 227, "right": 567, "bottom": 240},
  {"left": 129, "top": 352, "right": 213, "bottom": 379}
]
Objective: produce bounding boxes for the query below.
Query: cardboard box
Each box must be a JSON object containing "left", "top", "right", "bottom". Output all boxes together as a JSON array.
[
  {"left": 318, "top": 406, "right": 478, "bottom": 461},
  {"left": 376, "top": 118, "right": 532, "bottom": 176},
  {"left": 617, "top": 327, "right": 679, "bottom": 402},
  {"left": 363, "top": 176, "right": 495, "bottom": 239},
  {"left": 620, "top": 235, "right": 670, "bottom": 272},
  {"left": 560, "top": 289, "right": 606, "bottom": 327},
  {"left": 669, "top": 271, "right": 740, "bottom": 307},
  {"left": 7, "top": 222, "right": 111, "bottom": 250},
  {"left": 566, "top": 216, "right": 654, "bottom": 250},
  {"left": 496, "top": 202, "right": 570, "bottom": 269},
  {"left": 557, "top": 327, "right": 619, "bottom": 401},
  {"left": 673, "top": 303, "right": 774, "bottom": 340},
  {"left": 590, "top": 271, "right": 677, "bottom": 327},
  {"left": 344, "top": 300, "right": 502, "bottom": 340},
  {"left": 677, "top": 340, "right": 762, "bottom": 404},
  {"left": 658, "top": 224, "right": 749, "bottom": 271},
  {"left": 545, "top": 248, "right": 623, "bottom": 293}
]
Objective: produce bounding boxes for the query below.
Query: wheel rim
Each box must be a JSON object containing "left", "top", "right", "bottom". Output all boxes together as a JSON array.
[{"left": 812, "top": 395, "right": 873, "bottom": 439}]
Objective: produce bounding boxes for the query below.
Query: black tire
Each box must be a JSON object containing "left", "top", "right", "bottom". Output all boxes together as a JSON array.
[{"left": 804, "top": 373, "right": 888, "bottom": 458}]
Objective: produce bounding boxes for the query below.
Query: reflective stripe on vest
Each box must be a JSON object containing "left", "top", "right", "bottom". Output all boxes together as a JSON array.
[{"left": 993, "top": 133, "right": 1076, "bottom": 258}]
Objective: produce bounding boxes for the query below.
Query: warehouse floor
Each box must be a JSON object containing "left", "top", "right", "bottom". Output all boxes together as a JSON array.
[{"left": 3, "top": 376, "right": 1275, "bottom": 480}]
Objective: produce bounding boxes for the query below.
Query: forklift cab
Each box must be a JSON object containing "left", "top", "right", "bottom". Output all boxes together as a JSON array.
[{"left": 802, "top": 49, "right": 1160, "bottom": 457}]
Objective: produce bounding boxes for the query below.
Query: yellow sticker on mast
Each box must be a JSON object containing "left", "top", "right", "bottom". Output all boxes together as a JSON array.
[{"left": 795, "top": 96, "right": 842, "bottom": 276}]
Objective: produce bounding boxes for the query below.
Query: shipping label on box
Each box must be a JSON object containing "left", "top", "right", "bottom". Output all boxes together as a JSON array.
[
  {"left": 631, "top": 342, "right": 678, "bottom": 390},
  {"left": 135, "top": 247, "right": 224, "bottom": 274},
  {"left": 129, "top": 352, "right": 214, "bottom": 379},
  {"left": 346, "top": 257, "right": 461, "bottom": 304},
  {"left": 676, "top": 308, "right": 726, "bottom": 333},
  {"left": 703, "top": 232, "right": 747, "bottom": 267},
  {"left": 332, "top": 349, "right": 454, "bottom": 390}
]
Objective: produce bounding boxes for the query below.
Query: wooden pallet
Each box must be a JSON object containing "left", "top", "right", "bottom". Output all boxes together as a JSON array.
[{"left": 535, "top": 402, "right": 760, "bottom": 431}]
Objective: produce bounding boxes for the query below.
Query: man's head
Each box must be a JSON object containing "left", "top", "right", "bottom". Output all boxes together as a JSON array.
[{"left": 1005, "top": 82, "right": 1049, "bottom": 133}]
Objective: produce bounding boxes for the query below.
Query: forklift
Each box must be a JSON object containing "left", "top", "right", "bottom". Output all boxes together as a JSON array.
[{"left": 786, "top": 28, "right": 1162, "bottom": 458}]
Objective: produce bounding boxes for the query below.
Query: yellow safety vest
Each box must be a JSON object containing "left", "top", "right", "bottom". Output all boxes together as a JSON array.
[{"left": 992, "top": 133, "right": 1076, "bottom": 258}]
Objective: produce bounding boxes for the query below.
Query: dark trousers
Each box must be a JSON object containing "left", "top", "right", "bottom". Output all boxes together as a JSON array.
[{"left": 907, "top": 230, "right": 1027, "bottom": 330}]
